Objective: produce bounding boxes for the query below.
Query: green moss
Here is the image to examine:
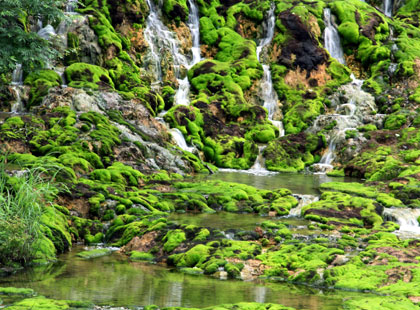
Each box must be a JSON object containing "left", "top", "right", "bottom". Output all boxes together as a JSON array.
[
  {"left": 163, "top": 0, "right": 189, "bottom": 22},
  {"left": 24, "top": 70, "right": 61, "bottom": 107},
  {"left": 163, "top": 229, "right": 186, "bottom": 252},
  {"left": 130, "top": 251, "right": 155, "bottom": 261},
  {"left": 0, "top": 287, "right": 35, "bottom": 296},
  {"left": 76, "top": 248, "right": 112, "bottom": 259},
  {"left": 384, "top": 114, "right": 407, "bottom": 130},
  {"left": 65, "top": 63, "right": 114, "bottom": 90}
]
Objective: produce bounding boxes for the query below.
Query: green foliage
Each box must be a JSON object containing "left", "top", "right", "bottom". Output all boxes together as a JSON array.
[
  {"left": 0, "top": 0, "right": 66, "bottom": 73},
  {"left": 0, "top": 160, "right": 65, "bottom": 266}
]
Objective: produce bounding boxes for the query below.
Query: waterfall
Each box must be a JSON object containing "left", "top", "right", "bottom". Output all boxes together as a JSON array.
[
  {"left": 143, "top": 0, "right": 200, "bottom": 105},
  {"left": 169, "top": 128, "right": 196, "bottom": 153},
  {"left": 66, "top": 0, "right": 78, "bottom": 14},
  {"left": 143, "top": 0, "right": 201, "bottom": 152},
  {"left": 310, "top": 74, "right": 380, "bottom": 173},
  {"left": 384, "top": 0, "right": 393, "bottom": 17},
  {"left": 37, "top": 24, "right": 57, "bottom": 41},
  {"left": 245, "top": 146, "right": 277, "bottom": 175},
  {"left": 383, "top": 208, "right": 420, "bottom": 237},
  {"left": 323, "top": 8, "right": 346, "bottom": 65},
  {"left": 54, "top": 67, "right": 67, "bottom": 87},
  {"left": 310, "top": 10, "right": 380, "bottom": 173},
  {"left": 257, "top": 4, "right": 284, "bottom": 136},
  {"left": 187, "top": 0, "right": 201, "bottom": 66},
  {"left": 11, "top": 64, "right": 23, "bottom": 86},
  {"left": 289, "top": 195, "right": 319, "bottom": 217},
  {"left": 10, "top": 64, "right": 24, "bottom": 113}
]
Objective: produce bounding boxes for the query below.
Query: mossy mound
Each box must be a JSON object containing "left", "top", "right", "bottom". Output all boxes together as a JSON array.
[
  {"left": 24, "top": 70, "right": 61, "bottom": 107},
  {"left": 264, "top": 132, "right": 325, "bottom": 172},
  {"left": 65, "top": 63, "right": 115, "bottom": 90}
]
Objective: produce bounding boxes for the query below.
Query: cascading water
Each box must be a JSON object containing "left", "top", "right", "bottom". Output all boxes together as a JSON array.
[
  {"left": 384, "top": 0, "right": 393, "bottom": 17},
  {"left": 144, "top": 0, "right": 200, "bottom": 151},
  {"left": 37, "top": 24, "right": 57, "bottom": 41},
  {"left": 66, "top": 0, "right": 78, "bottom": 14},
  {"left": 289, "top": 195, "right": 319, "bottom": 217},
  {"left": 10, "top": 64, "right": 24, "bottom": 113},
  {"left": 11, "top": 64, "right": 23, "bottom": 86},
  {"left": 257, "top": 4, "right": 284, "bottom": 136},
  {"left": 383, "top": 208, "right": 420, "bottom": 238},
  {"left": 169, "top": 128, "right": 196, "bottom": 153},
  {"left": 143, "top": 0, "right": 200, "bottom": 97},
  {"left": 323, "top": 8, "right": 346, "bottom": 65},
  {"left": 310, "top": 9, "right": 382, "bottom": 173},
  {"left": 310, "top": 74, "right": 379, "bottom": 173},
  {"left": 174, "top": 0, "right": 202, "bottom": 105}
]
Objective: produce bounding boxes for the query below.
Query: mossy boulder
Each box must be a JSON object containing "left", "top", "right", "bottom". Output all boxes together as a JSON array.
[{"left": 65, "top": 63, "right": 114, "bottom": 90}]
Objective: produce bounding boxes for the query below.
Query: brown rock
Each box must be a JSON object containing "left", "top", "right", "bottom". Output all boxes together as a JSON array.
[{"left": 121, "top": 231, "right": 159, "bottom": 254}]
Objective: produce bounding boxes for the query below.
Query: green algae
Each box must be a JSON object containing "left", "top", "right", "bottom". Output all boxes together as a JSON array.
[{"left": 76, "top": 248, "right": 113, "bottom": 259}]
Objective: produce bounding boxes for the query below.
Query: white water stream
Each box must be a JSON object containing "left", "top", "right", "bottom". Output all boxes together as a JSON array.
[
  {"left": 143, "top": 0, "right": 201, "bottom": 151},
  {"left": 383, "top": 208, "right": 420, "bottom": 238},
  {"left": 311, "top": 9, "right": 380, "bottom": 174},
  {"left": 384, "top": 0, "right": 393, "bottom": 17},
  {"left": 10, "top": 64, "right": 24, "bottom": 113},
  {"left": 289, "top": 195, "right": 319, "bottom": 217},
  {"left": 323, "top": 8, "right": 346, "bottom": 65},
  {"left": 256, "top": 4, "right": 284, "bottom": 136},
  {"left": 144, "top": 0, "right": 200, "bottom": 103}
]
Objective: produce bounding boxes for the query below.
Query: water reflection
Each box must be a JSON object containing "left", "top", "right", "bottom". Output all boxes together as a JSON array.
[
  {"left": 205, "top": 171, "right": 359, "bottom": 195},
  {"left": 0, "top": 249, "right": 362, "bottom": 309}
]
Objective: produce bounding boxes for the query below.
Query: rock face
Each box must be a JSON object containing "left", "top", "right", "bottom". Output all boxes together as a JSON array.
[{"left": 277, "top": 11, "right": 328, "bottom": 74}]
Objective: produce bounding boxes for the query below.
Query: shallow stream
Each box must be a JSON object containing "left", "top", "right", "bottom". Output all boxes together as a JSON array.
[
  {"left": 1, "top": 247, "right": 375, "bottom": 309},
  {"left": 0, "top": 172, "right": 372, "bottom": 309}
]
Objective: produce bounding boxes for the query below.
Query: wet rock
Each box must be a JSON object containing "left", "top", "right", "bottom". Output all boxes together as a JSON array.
[
  {"left": 121, "top": 231, "right": 159, "bottom": 253},
  {"left": 67, "top": 16, "right": 103, "bottom": 66},
  {"left": 278, "top": 11, "right": 328, "bottom": 74}
]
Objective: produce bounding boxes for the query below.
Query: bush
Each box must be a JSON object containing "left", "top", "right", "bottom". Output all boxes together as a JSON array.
[{"left": 0, "top": 160, "right": 63, "bottom": 266}]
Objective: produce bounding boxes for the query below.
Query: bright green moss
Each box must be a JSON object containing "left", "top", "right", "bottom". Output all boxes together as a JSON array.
[
  {"left": 384, "top": 114, "right": 407, "bottom": 130},
  {"left": 76, "top": 248, "right": 112, "bottom": 259},
  {"left": 65, "top": 63, "right": 114, "bottom": 90},
  {"left": 130, "top": 251, "right": 155, "bottom": 261},
  {"left": 163, "top": 229, "right": 186, "bottom": 252},
  {"left": 24, "top": 70, "right": 61, "bottom": 107}
]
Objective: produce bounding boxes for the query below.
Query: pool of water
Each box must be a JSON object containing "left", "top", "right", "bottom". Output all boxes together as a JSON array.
[
  {"left": 0, "top": 248, "right": 373, "bottom": 309},
  {"left": 205, "top": 171, "right": 359, "bottom": 195},
  {"left": 168, "top": 212, "right": 309, "bottom": 231}
]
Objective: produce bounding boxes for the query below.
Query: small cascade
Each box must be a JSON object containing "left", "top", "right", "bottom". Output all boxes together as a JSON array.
[
  {"left": 37, "top": 24, "right": 57, "bottom": 41},
  {"left": 10, "top": 64, "right": 25, "bottom": 113},
  {"left": 289, "top": 195, "right": 319, "bottom": 217},
  {"left": 310, "top": 74, "right": 380, "bottom": 173},
  {"left": 246, "top": 146, "right": 276, "bottom": 175},
  {"left": 250, "top": 146, "right": 267, "bottom": 171},
  {"left": 143, "top": 0, "right": 200, "bottom": 106},
  {"left": 11, "top": 64, "right": 23, "bottom": 86},
  {"left": 54, "top": 67, "right": 68, "bottom": 87},
  {"left": 187, "top": 0, "right": 201, "bottom": 65},
  {"left": 384, "top": 0, "right": 393, "bottom": 17},
  {"left": 383, "top": 208, "right": 420, "bottom": 237},
  {"left": 169, "top": 128, "right": 196, "bottom": 153},
  {"left": 323, "top": 8, "right": 346, "bottom": 65},
  {"left": 66, "top": 0, "right": 78, "bottom": 14},
  {"left": 257, "top": 4, "right": 284, "bottom": 136}
]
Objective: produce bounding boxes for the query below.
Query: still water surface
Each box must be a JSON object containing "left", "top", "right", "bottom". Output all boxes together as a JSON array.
[
  {"left": 1, "top": 248, "right": 372, "bottom": 309},
  {"left": 205, "top": 171, "right": 358, "bottom": 195}
]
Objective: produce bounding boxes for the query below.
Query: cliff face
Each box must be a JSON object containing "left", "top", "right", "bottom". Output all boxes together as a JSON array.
[{"left": 3, "top": 0, "right": 420, "bottom": 173}]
